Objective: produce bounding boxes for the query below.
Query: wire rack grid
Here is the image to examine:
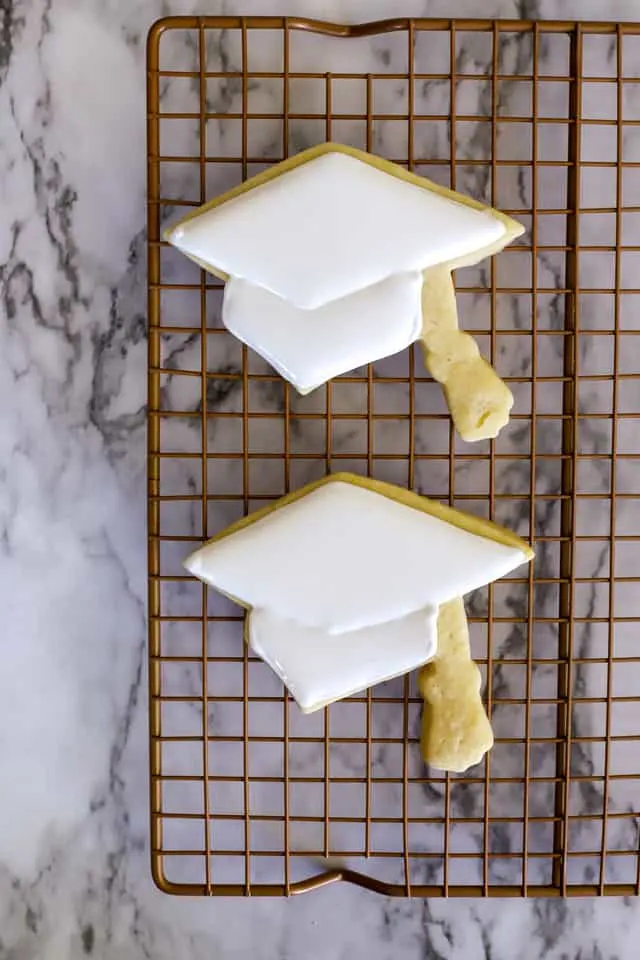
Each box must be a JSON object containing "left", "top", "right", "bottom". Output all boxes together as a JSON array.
[{"left": 147, "top": 16, "right": 640, "bottom": 897}]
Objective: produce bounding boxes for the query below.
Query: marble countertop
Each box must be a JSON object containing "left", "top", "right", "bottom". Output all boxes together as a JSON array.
[{"left": 3, "top": 0, "right": 640, "bottom": 957}]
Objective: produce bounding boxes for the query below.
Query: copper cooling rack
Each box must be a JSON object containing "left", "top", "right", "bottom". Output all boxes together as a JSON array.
[{"left": 147, "top": 16, "right": 640, "bottom": 897}]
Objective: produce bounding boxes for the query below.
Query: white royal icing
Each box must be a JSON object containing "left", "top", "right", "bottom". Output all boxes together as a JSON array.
[
  {"left": 248, "top": 606, "right": 439, "bottom": 713},
  {"left": 167, "top": 150, "right": 507, "bottom": 309},
  {"left": 184, "top": 480, "right": 529, "bottom": 635},
  {"left": 222, "top": 272, "right": 423, "bottom": 394}
]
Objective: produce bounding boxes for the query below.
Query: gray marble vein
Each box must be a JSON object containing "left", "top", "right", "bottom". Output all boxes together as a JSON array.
[{"left": 2, "top": 0, "right": 640, "bottom": 957}]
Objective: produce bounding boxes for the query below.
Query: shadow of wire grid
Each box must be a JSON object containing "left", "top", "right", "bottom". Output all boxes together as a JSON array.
[{"left": 147, "top": 17, "right": 640, "bottom": 897}]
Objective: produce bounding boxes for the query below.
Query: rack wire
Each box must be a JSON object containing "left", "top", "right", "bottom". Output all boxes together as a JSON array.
[{"left": 147, "top": 16, "right": 640, "bottom": 897}]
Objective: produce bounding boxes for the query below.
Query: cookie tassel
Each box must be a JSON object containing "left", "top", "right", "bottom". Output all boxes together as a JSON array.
[
  {"left": 420, "top": 266, "right": 513, "bottom": 443},
  {"left": 419, "top": 597, "right": 494, "bottom": 774}
]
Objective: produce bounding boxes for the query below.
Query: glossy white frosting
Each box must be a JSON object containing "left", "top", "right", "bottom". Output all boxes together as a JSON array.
[
  {"left": 167, "top": 150, "right": 507, "bottom": 309},
  {"left": 185, "top": 480, "right": 530, "bottom": 635},
  {"left": 222, "top": 272, "right": 423, "bottom": 394},
  {"left": 249, "top": 606, "right": 438, "bottom": 712}
]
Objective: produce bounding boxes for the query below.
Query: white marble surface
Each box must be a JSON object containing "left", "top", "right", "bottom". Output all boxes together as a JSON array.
[{"left": 3, "top": 0, "right": 640, "bottom": 957}]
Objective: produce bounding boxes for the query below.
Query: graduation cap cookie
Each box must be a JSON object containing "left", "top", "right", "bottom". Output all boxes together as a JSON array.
[
  {"left": 184, "top": 474, "right": 533, "bottom": 717},
  {"left": 165, "top": 143, "right": 523, "bottom": 440}
]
